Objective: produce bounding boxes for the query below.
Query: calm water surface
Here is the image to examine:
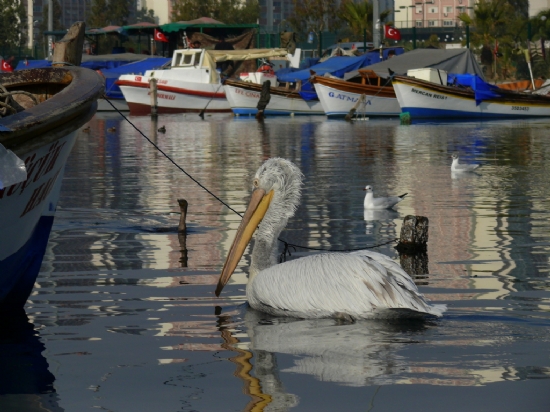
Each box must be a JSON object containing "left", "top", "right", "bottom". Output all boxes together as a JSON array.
[{"left": 2, "top": 113, "right": 550, "bottom": 411}]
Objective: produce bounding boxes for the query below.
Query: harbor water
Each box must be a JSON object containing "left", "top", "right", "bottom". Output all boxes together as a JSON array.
[{"left": 2, "top": 112, "right": 550, "bottom": 411}]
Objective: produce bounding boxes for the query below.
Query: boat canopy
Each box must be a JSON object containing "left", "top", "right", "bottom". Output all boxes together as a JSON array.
[
  {"left": 345, "top": 48, "right": 485, "bottom": 81},
  {"left": 202, "top": 48, "right": 291, "bottom": 83},
  {"left": 277, "top": 47, "right": 404, "bottom": 100},
  {"left": 278, "top": 47, "right": 404, "bottom": 84}
]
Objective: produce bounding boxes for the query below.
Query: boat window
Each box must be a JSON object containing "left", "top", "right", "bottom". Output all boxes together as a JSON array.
[{"left": 174, "top": 52, "right": 199, "bottom": 67}]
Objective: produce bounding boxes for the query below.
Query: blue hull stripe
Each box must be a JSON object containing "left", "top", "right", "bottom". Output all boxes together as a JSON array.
[
  {"left": 402, "top": 107, "right": 547, "bottom": 119},
  {"left": 231, "top": 108, "right": 322, "bottom": 116},
  {"left": 0, "top": 215, "right": 55, "bottom": 310}
]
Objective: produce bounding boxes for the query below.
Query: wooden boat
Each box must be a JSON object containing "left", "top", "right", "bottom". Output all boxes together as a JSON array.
[
  {"left": 224, "top": 78, "right": 325, "bottom": 116},
  {"left": 392, "top": 72, "right": 550, "bottom": 119},
  {"left": 0, "top": 65, "right": 104, "bottom": 310},
  {"left": 311, "top": 69, "right": 400, "bottom": 117}
]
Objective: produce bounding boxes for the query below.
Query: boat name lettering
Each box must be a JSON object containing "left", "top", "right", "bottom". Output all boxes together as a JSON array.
[
  {"left": 20, "top": 169, "right": 61, "bottom": 217},
  {"left": 411, "top": 88, "right": 447, "bottom": 100},
  {"left": 328, "top": 91, "right": 359, "bottom": 103},
  {"left": 235, "top": 88, "right": 260, "bottom": 98},
  {"left": 147, "top": 91, "right": 176, "bottom": 100},
  {"left": 158, "top": 80, "right": 168, "bottom": 85},
  {"left": 511, "top": 106, "right": 529, "bottom": 111},
  {"left": 135, "top": 76, "right": 142, "bottom": 82},
  {"left": 0, "top": 140, "right": 66, "bottom": 200}
]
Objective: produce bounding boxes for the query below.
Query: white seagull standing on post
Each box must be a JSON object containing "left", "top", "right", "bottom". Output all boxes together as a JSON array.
[{"left": 215, "top": 158, "right": 445, "bottom": 320}]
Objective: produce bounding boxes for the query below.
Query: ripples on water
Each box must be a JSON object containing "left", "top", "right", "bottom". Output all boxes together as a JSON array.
[{"left": 2, "top": 113, "right": 550, "bottom": 411}]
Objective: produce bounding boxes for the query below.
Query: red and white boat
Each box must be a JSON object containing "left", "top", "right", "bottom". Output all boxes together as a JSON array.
[{"left": 117, "top": 48, "right": 298, "bottom": 115}]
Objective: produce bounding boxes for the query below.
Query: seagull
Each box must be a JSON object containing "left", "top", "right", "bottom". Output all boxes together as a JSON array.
[
  {"left": 107, "top": 126, "right": 116, "bottom": 133},
  {"left": 451, "top": 154, "right": 479, "bottom": 172},
  {"left": 215, "top": 158, "right": 445, "bottom": 320},
  {"left": 363, "top": 185, "right": 407, "bottom": 210},
  {"left": 158, "top": 125, "right": 166, "bottom": 133},
  {"left": 82, "top": 126, "right": 91, "bottom": 133}
]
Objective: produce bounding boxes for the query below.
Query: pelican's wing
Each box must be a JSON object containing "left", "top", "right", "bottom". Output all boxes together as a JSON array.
[{"left": 248, "top": 251, "right": 445, "bottom": 319}]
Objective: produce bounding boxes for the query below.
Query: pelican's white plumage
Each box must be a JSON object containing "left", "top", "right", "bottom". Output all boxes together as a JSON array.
[
  {"left": 363, "top": 185, "right": 407, "bottom": 210},
  {"left": 216, "top": 158, "right": 446, "bottom": 320},
  {"left": 451, "top": 154, "right": 479, "bottom": 172}
]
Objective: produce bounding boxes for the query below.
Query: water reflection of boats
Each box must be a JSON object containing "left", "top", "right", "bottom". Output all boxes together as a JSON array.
[
  {"left": 0, "top": 310, "right": 63, "bottom": 411},
  {"left": 0, "top": 65, "right": 104, "bottom": 309}
]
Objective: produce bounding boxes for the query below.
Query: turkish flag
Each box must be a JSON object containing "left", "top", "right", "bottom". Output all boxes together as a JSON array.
[
  {"left": 384, "top": 25, "right": 401, "bottom": 41},
  {"left": 154, "top": 29, "right": 169, "bottom": 43},
  {"left": 1, "top": 59, "right": 14, "bottom": 72}
]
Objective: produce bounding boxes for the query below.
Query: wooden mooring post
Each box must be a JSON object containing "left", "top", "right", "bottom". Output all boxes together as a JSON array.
[
  {"left": 395, "top": 215, "right": 429, "bottom": 276},
  {"left": 149, "top": 78, "right": 158, "bottom": 117},
  {"left": 177, "top": 199, "right": 188, "bottom": 267},
  {"left": 52, "top": 22, "right": 86, "bottom": 67}
]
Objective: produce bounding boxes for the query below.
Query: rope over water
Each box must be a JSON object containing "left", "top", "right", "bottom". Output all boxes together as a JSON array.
[{"left": 103, "top": 97, "right": 401, "bottom": 254}]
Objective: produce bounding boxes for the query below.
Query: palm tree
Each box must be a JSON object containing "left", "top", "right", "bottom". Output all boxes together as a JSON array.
[
  {"left": 338, "top": 0, "right": 373, "bottom": 39},
  {"left": 458, "top": 0, "right": 514, "bottom": 75},
  {"left": 338, "top": 0, "right": 393, "bottom": 42}
]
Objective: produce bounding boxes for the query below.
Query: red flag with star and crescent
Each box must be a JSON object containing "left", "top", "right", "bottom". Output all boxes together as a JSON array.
[
  {"left": 154, "top": 29, "right": 168, "bottom": 43},
  {"left": 384, "top": 25, "right": 401, "bottom": 41},
  {"left": 1, "top": 59, "right": 14, "bottom": 72}
]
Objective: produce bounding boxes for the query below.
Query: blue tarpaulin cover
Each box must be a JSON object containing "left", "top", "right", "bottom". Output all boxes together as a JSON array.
[
  {"left": 275, "top": 48, "right": 404, "bottom": 101},
  {"left": 100, "top": 57, "right": 170, "bottom": 99},
  {"left": 447, "top": 73, "right": 502, "bottom": 105}
]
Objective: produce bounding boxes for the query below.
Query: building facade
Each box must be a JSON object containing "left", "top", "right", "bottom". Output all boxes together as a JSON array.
[{"left": 393, "top": 0, "right": 475, "bottom": 29}]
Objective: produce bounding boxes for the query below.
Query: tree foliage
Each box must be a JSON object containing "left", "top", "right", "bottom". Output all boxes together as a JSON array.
[
  {"left": 133, "top": 6, "right": 157, "bottom": 24},
  {"left": 172, "top": 0, "right": 259, "bottom": 24},
  {"left": 287, "top": 0, "right": 342, "bottom": 39},
  {"left": 0, "top": 0, "right": 27, "bottom": 50},
  {"left": 455, "top": 0, "right": 550, "bottom": 80},
  {"left": 337, "top": 0, "right": 373, "bottom": 39},
  {"left": 38, "top": 0, "right": 63, "bottom": 33},
  {"left": 88, "top": 0, "right": 131, "bottom": 28}
]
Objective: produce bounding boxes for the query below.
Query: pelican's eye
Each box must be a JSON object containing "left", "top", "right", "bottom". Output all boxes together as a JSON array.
[{"left": 253, "top": 178, "right": 260, "bottom": 188}]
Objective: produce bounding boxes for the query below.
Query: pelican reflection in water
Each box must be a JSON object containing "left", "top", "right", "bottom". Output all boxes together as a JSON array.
[{"left": 216, "top": 158, "right": 446, "bottom": 320}]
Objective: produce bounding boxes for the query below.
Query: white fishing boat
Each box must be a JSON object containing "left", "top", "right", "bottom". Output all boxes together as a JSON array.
[
  {"left": 311, "top": 71, "right": 400, "bottom": 117},
  {"left": 224, "top": 78, "right": 325, "bottom": 116},
  {"left": 116, "top": 48, "right": 297, "bottom": 114},
  {"left": 393, "top": 69, "right": 550, "bottom": 119},
  {"left": 0, "top": 66, "right": 103, "bottom": 310}
]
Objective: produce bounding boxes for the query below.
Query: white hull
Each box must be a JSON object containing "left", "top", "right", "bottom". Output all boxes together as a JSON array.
[
  {"left": 314, "top": 83, "right": 401, "bottom": 117},
  {"left": 118, "top": 74, "right": 229, "bottom": 114},
  {"left": 224, "top": 84, "right": 324, "bottom": 115},
  {"left": 393, "top": 78, "right": 550, "bottom": 118}
]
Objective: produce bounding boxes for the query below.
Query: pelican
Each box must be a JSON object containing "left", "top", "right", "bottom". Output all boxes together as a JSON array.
[
  {"left": 215, "top": 158, "right": 446, "bottom": 320},
  {"left": 451, "top": 154, "right": 479, "bottom": 172},
  {"left": 363, "top": 185, "right": 407, "bottom": 210}
]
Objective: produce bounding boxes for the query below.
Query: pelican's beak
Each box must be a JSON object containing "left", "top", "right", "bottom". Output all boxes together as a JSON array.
[{"left": 215, "top": 188, "right": 274, "bottom": 296}]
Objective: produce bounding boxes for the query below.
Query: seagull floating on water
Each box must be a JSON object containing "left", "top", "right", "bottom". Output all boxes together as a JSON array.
[
  {"left": 215, "top": 158, "right": 445, "bottom": 320},
  {"left": 158, "top": 125, "right": 166, "bottom": 133},
  {"left": 451, "top": 154, "right": 479, "bottom": 172},
  {"left": 363, "top": 185, "right": 407, "bottom": 210}
]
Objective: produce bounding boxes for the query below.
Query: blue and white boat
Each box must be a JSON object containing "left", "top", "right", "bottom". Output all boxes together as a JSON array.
[
  {"left": 393, "top": 70, "right": 550, "bottom": 119},
  {"left": 0, "top": 66, "right": 103, "bottom": 310}
]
